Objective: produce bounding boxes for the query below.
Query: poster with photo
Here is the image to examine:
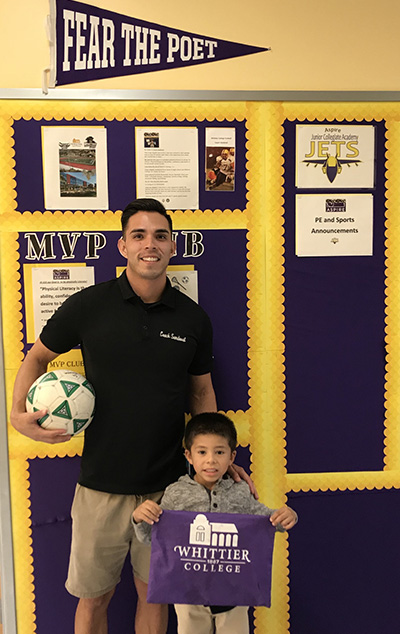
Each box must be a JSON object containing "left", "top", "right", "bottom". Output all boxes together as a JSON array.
[
  {"left": 42, "top": 127, "right": 109, "bottom": 209},
  {"left": 135, "top": 127, "right": 199, "bottom": 209},
  {"left": 295, "top": 124, "right": 375, "bottom": 189},
  {"left": 205, "top": 128, "right": 236, "bottom": 191}
]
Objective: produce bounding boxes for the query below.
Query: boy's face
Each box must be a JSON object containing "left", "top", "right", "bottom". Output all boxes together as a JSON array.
[{"left": 185, "top": 434, "right": 236, "bottom": 490}]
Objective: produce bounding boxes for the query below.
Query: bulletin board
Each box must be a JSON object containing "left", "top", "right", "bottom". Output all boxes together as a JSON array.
[{"left": 0, "top": 98, "right": 398, "bottom": 634}]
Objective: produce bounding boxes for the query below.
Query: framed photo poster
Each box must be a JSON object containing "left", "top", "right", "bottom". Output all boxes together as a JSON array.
[{"left": 42, "top": 126, "right": 109, "bottom": 209}]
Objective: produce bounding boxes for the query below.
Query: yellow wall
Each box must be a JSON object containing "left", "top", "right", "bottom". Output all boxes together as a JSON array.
[{"left": 1, "top": 0, "right": 400, "bottom": 91}]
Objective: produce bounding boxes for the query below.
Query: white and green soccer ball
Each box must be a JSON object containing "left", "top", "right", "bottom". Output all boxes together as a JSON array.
[{"left": 26, "top": 370, "right": 95, "bottom": 436}]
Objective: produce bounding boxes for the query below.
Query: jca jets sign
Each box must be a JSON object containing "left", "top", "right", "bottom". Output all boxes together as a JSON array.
[{"left": 49, "top": 0, "right": 269, "bottom": 87}]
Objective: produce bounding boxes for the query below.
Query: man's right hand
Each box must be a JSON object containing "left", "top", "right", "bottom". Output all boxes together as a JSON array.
[
  {"left": 10, "top": 409, "right": 71, "bottom": 443},
  {"left": 10, "top": 338, "right": 67, "bottom": 443}
]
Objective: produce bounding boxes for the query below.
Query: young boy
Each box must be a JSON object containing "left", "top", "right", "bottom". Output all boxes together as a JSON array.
[{"left": 132, "top": 412, "right": 298, "bottom": 634}]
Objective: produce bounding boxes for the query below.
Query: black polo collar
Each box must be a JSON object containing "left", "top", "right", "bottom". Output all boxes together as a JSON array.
[{"left": 117, "top": 270, "right": 176, "bottom": 308}]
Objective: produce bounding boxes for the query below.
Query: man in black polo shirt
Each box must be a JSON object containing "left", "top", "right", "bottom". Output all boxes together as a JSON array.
[{"left": 11, "top": 199, "right": 217, "bottom": 634}]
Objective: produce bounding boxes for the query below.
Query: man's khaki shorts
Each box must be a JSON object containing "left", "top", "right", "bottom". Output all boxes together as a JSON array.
[{"left": 65, "top": 484, "right": 163, "bottom": 598}]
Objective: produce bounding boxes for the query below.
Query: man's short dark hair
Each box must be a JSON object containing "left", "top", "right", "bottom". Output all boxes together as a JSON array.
[
  {"left": 121, "top": 198, "right": 173, "bottom": 235},
  {"left": 184, "top": 412, "right": 237, "bottom": 452}
]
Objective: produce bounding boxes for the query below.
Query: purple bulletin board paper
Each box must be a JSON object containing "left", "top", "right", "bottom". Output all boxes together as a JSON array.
[{"left": 284, "top": 119, "right": 386, "bottom": 473}]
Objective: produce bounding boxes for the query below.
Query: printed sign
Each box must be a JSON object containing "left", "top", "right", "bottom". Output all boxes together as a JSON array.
[
  {"left": 295, "top": 124, "right": 375, "bottom": 189},
  {"left": 135, "top": 127, "right": 199, "bottom": 210},
  {"left": 295, "top": 193, "right": 373, "bottom": 257},
  {"left": 147, "top": 510, "right": 276, "bottom": 607},
  {"left": 48, "top": 0, "right": 269, "bottom": 87},
  {"left": 25, "top": 265, "right": 95, "bottom": 342}
]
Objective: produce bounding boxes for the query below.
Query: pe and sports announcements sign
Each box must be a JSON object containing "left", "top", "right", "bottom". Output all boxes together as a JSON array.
[
  {"left": 49, "top": 0, "right": 269, "bottom": 87},
  {"left": 147, "top": 510, "right": 276, "bottom": 607}
]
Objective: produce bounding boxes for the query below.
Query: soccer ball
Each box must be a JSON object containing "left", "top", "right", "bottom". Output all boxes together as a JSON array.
[{"left": 26, "top": 370, "right": 95, "bottom": 436}]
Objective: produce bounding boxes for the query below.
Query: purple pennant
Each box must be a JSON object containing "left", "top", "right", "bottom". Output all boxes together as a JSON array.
[
  {"left": 50, "top": 0, "right": 270, "bottom": 87},
  {"left": 147, "top": 510, "right": 276, "bottom": 607}
]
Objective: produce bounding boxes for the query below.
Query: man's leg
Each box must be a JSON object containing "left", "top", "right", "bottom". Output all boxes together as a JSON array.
[
  {"left": 74, "top": 589, "right": 115, "bottom": 634},
  {"left": 66, "top": 486, "right": 136, "bottom": 633},
  {"left": 134, "top": 576, "right": 168, "bottom": 634}
]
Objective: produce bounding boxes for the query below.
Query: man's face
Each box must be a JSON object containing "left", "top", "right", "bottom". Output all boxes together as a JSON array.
[
  {"left": 221, "top": 150, "right": 229, "bottom": 158},
  {"left": 118, "top": 211, "right": 175, "bottom": 282}
]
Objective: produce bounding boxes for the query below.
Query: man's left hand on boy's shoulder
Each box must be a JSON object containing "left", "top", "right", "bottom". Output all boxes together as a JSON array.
[{"left": 270, "top": 505, "right": 298, "bottom": 530}]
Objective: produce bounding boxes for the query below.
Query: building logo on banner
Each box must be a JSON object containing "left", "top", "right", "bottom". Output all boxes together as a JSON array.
[
  {"left": 147, "top": 510, "right": 276, "bottom": 607},
  {"left": 47, "top": 0, "right": 270, "bottom": 88},
  {"left": 182, "top": 514, "right": 243, "bottom": 571}
]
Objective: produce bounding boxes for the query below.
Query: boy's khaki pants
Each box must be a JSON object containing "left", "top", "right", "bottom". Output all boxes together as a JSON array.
[{"left": 174, "top": 604, "right": 249, "bottom": 634}]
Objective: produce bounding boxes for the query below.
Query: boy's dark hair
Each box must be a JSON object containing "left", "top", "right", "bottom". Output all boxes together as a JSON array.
[
  {"left": 121, "top": 198, "right": 173, "bottom": 235},
  {"left": 184, "top": 412, "right": 237, "bottom": 452}
]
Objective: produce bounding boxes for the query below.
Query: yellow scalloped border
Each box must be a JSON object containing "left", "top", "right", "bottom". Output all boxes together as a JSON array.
[
  {"left": 282, "top": 101, "right": 400, "bottom": 123},
  {"left": 8, "top": 458, "right": 35, "bottom": 634},
  {"left": 287, "top": 471, "right": 400, "bottom": 492},
  {"left": 383, "top": 119, "right": 400, "bottom": 472},
  {"left": 0, "top": 100, "right": 247, "bottom": 125},
  {"left": 246, "top": 102, "right": 288, "bottom": 633}
]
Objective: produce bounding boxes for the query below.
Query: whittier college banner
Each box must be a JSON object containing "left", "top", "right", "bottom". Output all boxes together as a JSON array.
[
  {"left": 147, "top": 510, "right": 276, "bottom": 607},
  {"left": 48, "top": 0, "right": 269, "bottom": 87}
]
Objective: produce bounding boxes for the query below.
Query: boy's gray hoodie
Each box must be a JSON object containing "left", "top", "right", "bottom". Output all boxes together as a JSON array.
[{"left": 133, "top": 474, "right": 284, "bottom": 544}]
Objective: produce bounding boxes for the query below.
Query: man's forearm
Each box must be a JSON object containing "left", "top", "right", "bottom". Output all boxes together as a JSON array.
[
  {"left": 189, "top": 373, "right": 217, "bottom": 415},
  {"left": 11, "top": 339, "right": 57, "bottom": 421},
  {"left": 10, "top": 340, "right": 71, "bottom": 443},
  {"left": 12, "top": 356, "right": 48, "bottom": 416}
]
